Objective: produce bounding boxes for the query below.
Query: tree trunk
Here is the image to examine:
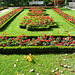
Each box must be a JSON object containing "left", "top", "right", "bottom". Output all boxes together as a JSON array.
[{"left": 65, "top": 0, "right": 67, "bottom": 5}]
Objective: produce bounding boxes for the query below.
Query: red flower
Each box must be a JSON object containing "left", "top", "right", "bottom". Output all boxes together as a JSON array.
[
  {"left": 5, "top": 37, "right": 8, "bottom": 39},
  {"left": 53, "top": 38, "right": 55, "bottom": 40},
  {"left": 3, "top": 44, "right": 5, "bottom": 47},
  {"left": 73, "top": 22, "right": 75, "bottom": 24},
  {"left": 72, "top": 41, "right": 75, "bottom": 44},
  {"left": 0, "top": 36, "right": 2, "bottom": 38},
  {"left": 63, "top": 38, "right": 65, "bottom": 40},
  {"left": 53, "top": 42, "right": 56, "bottom": 44},
  {"left": 19, "top": 41, "right": 22, "bottom": 44},
  {"left": 46, "top": 40, "right": 50, "bottom": 42},
  {"left": 44, "top": 34, "right": 46, "bottom": 36},
  {"left": 33, "top": 42, "right": 35, "bottom": 45},
  {"left": 11, "top": 38, "right": 14, "bottom": 40},
  {"left": 68, "top": 34, "right": 70, "bottom": 36},
  {"left": 10, "top": 41, "right": 12, "bottom": 43}
]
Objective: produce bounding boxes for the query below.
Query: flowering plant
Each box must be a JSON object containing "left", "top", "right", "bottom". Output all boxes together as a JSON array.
[
  {"left": 0, "top": 8, "right": 23, "bottom": 28},
  {"left": 19, "top": 16, "right": 57, "bottom": 30},
  {"left": 0, "top": 33, "right": 75, "bottom": 47}
]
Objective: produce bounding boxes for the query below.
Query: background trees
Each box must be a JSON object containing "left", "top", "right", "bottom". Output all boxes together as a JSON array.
[{"left": 0, "top": 0, "right": 72, "bottom": 7}]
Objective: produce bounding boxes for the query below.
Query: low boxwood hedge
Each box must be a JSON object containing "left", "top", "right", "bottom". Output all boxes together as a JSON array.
[{"left": 0, "top": 46, "right": 75, "bottom": 54}]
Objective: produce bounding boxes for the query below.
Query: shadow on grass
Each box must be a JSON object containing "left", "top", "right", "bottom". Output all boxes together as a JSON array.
[{"left": 0, "top": 48, "right": 75, "bottom": 55}]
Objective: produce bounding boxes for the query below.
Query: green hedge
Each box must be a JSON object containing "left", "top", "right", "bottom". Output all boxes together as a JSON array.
[{"left": 0, "top": 46, "right": 75, "bottom": 54}]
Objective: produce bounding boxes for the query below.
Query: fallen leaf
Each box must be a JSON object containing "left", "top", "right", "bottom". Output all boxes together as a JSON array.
[
  {"left": 69, "top": 69, "right": 74, "bottom": 72},
  {"left": 68, "top": 56, "right": 72, "bottom": 58},
  {"left": 36, "top": 73, "right": 39, "bottom": 75},
  {"left": 14, "top": 64, "right": 16, "bottom": 67},
  {"left": 39, "top": 71, "right": 42, "bottom": 73},
  {"left": 52, "top": 70, "right": 55, "bottom": 73},
  {"left": 16, "top": 59, "right": 19, "bottom": 62},
  {"left": 29, "top": 69, "right": 34, "bottom": 72},
  {"left": 54, "top": 72, "right": 59, "bottom": 75}
]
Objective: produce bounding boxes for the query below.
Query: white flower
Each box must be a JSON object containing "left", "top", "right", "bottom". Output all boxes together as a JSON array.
[
  {"left": 63, "top": 65, "right": 67, "bottom": 67},
  {"left": 67, "top": 66, "right": 71, "bottom": 68},
  {"left": 52, "top": 70, "right": 55, "bottom": 73},
  {"left": 22, "top": 74, "right": 24, "bottom": 75},
  {"left": 63, "top": 59, "right": 66, "bottom": 61},
  {"left": 60, "top": 74, "right": 63, "bottom": 75},
  {"left": 14, "top": 64, "right": 16, "bottom": 67},
  {"left": 56, "top": 68, "right": 59, "bottom": 70},
  {"left": 59, "top": 70, "right": 63, "bottom": 73},
  {"left": 16, "top": 59, "right": 19, "bottom": 61}
]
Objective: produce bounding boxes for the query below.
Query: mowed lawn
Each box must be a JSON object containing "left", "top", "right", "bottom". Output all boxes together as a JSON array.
[
  {"left": 0, "top": 53, "right": 75, "bottom": 75},
  {"left": 0, "top": 8, "right": 75, "bottom": 36}
]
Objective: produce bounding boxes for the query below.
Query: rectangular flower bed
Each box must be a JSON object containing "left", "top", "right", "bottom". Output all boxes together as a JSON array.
[
  {"left": 0, "top": 7, "right": 23, "bottom": 29},
  {"left": 28, "top": 11, "right": 48, "bottom": 16},
  {"left": 19, "top": 16, "right": 57, "bottom": 31},
  {"left": 52, "top": 7, "right": 75, "bottom": 27},
  {"left": 28, "top": 7, "right": 48, "bottom": 16},
  {"left": 0, "top": 33, "right": 75, "bottom": 53}
]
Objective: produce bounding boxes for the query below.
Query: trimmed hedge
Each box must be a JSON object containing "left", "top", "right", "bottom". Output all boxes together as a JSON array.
[{"left": 0, "top": 46, "right": 75, "bottom": 54}]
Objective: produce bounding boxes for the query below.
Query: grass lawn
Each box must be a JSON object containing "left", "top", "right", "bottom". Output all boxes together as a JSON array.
[
  {"left": 0, "top": 53, "right": 75, "bottom": 75},
  {"left": 0, "top": 7, "right": 75, "bottom": 75},
  {"left": 0, "top": 8, "right": 75, "bottom": 36}
]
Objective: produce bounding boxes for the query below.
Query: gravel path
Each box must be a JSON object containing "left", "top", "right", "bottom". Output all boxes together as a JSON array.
[
  {"left": 0, "top": 7, "right": 19, "bottom": 15},
  {"left": 65, "top": 6, "right": 75, "bottom": 11}
]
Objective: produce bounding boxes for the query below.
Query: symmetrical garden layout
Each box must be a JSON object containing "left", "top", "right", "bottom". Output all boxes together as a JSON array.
[{"left": 0, "top": 6, "right": 75, "bottom": 52}]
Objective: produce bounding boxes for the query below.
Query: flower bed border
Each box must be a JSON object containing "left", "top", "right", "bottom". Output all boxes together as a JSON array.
[
  {"left": 0, "top": 46, "right": 75, "bottom": 54},
  {"left": 51, "top": 9, "right": 75, "bottom": 27},
  {"left": 0, "top": 8, "right": 23, "bottom": 29}
]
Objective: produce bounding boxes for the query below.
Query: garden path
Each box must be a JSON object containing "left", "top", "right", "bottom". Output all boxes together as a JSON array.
[{"left": 0, "top": 7, "right": 19, "bottom": 14}]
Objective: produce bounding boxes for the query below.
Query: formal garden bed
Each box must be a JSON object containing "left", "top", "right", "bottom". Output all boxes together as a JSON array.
[
  {"left": 0, "top": 4, "right": 75, "bottom": 75},
  {"left": 0, "top": 6, "right": 75, "bottom": 53}
]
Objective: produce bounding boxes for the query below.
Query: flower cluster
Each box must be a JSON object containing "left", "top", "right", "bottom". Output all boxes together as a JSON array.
[
  {"left": 19, "top": 16, "right": 56, "bottom": 30},
  {"left": 52, "top": 7, "right": 75, "bottom": 25},
  {"left": 0, "top": 33, "right": 75, "bottom": 47},
  {"left": 0, "top": 7, "right": 23, "bottom": 28},
  {"left": 28, "top": 7, "right": 48, "bottom": 16}
]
